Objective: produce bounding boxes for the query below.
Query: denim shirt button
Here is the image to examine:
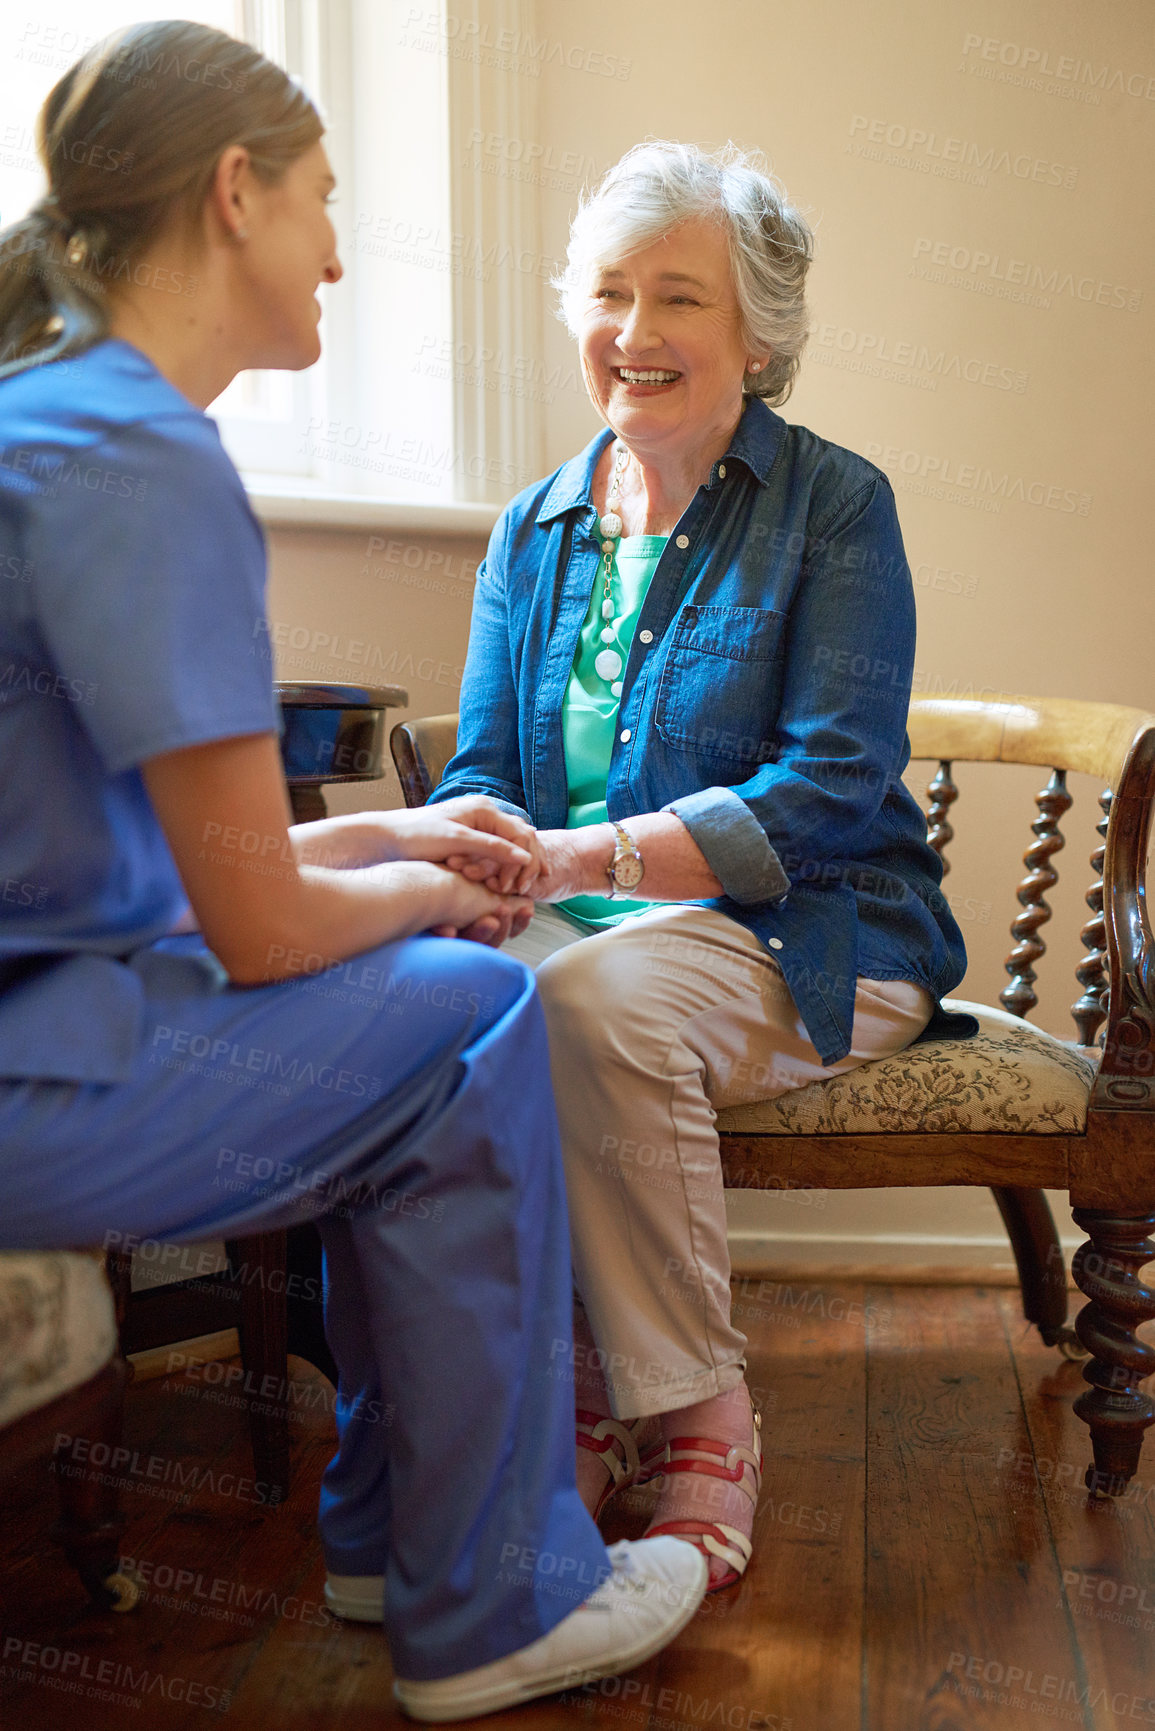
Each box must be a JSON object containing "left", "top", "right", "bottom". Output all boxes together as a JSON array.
[
  {"left": 675, "top": 534, "right": 689, "bottom": 549},
  {"left": 717, "top": 464, "right": 726, "bottom": 479},
  {"left": 768, "top": 937, "right": 784, "bottom": 950},
  {"left": 639, "top": 629, "right": 653, "bottom": 644},
  {"left": 619, "top": 728, "right": 631, "bottom": 742}
]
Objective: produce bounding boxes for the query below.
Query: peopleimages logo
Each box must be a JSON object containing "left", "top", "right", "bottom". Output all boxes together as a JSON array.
[
  {"left": 400, "top": 8, "right": 632, "bottom": 80},
  {"left": 865, "top": 442, "right": 1092, "bottom": 516},
  {"left": 961, "top": 33, "right": 1155, "bottom": 102},
  {"left": 910, "top": 239, "right": 1141, "bottom": 313},
  {"left": 847, "top": 115, "right": 1077, "bottom": 188},
  {"left": 812, "top": 323, "right": 1027, "bottom": 393}
]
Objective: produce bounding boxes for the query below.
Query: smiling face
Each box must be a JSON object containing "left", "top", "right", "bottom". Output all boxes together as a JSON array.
[
  {"left": 233, "top": 139, "right": 342, "bottom": 369},
  {"left": 577, "top": 215, "right": 754, "bottom": 465}
]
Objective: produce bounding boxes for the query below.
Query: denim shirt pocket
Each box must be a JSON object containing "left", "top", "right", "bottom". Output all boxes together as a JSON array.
[{"left": 654, "top": 603, "right": 787, "bottom": 765}]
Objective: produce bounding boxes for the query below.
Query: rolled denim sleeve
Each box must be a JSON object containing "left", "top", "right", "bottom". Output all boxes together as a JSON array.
[
  {"left": 663, "top": 787, "right": 791, "bottom": 903},
  {"left": 429, "top": 510, "right": 531, "bottom": 821},
  {"left": 690, "top": 474, "right": 916, "bottom": 890}
]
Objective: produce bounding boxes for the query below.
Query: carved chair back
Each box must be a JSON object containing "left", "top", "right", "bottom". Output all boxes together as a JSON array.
[{"left": 905, "top": 695, "right": 1155, "bottom": 1120}]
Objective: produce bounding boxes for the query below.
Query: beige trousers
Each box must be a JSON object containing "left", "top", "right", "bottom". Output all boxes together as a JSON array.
[{"left": 504, "top": 904, "right": 933, "bottom": 1420}]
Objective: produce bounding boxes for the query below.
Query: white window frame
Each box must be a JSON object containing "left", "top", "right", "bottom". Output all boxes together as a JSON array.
[
  {"left": 444, "top": 0, "right": 546, "bottom": 505},
  {"left": 213, "top": 0, "right": 352, "bottom": 485}
]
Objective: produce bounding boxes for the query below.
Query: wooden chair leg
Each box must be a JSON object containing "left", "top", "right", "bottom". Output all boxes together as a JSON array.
[
  {"left": 50, "top": 1358, "right": 138, "bottom": 1610},
  {"left": 284, "top": 1223, "right": 337, "bottom": 1386},
  {"left": 104, "top": 1247, "right": 134, "bottom": 1332},
  {"left": 225, "top": 1230, "right": 291, "bottom": 1505},
  {"left": 1071, "top": 1208, "right": 1155, "bottom": 1496},
  {"left": 990, "top": 1186, "right": 1080, "bottom": 1352}
]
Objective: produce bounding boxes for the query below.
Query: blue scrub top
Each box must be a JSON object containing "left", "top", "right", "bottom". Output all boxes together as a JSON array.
[{"left": 0, "top": 339, "right": 279, "bottom": 1082}]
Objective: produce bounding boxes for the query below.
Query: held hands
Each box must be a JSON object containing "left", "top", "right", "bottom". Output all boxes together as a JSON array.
[
  {"left": 434, "top": 813, "right": 599, "bottom": 904},
  {"left": 368, "top": 798, "right": 545, "bottom": 894},
  {"left": 291, "top": 801, "right": 727, "bottom": 936},
  {"left": 392, "top": 860, "right": 535, "bottom": 948},
  {"left": 385, "top": 805, "right": 599, "bottom": 936},
  {"left": 519, "top": 829, "right": 601, "bottom": 903},
  {"left": 423, "top": 824, "right": 590, "bottom": 940},
  {"left": 382, "top": 805, "right": 611, "bottom": 908},
  {"left": 290, "top": 800, "right": 541, "bottom": 944},
  {"left": 378, "top": 799, "right": 542, "bottom": 943}
]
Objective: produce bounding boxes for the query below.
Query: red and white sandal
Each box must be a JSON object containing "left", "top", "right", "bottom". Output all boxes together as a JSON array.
[
  {"left": 645, "top": 1407, "right": 763, "bottom": 1591},
  {"left": 575, "top": 1409, "right": 666, "bottom": 1521}
]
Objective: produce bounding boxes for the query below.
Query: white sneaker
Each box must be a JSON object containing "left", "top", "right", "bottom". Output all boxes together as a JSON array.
[
  {"left": 324, "top": 1572, "right": 384, "bottom": 1622},
  {"left": 393, "top": 1537, "right": 707, "bottom": 1722}
]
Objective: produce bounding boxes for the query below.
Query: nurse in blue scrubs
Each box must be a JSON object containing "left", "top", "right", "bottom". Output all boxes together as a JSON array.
[{"left": 0, "top": 21, "right": 704, "bottom": 1718}]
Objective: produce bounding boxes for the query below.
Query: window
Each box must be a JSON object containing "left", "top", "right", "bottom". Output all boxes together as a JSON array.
[
  {"left": 240, "top": 0, "right": 458, "bottom": 502},
  {"left": 232, "top": 0, "right": 545, "bottom": 505},
  {"left": 0, "top": 2, "right": 243, "bottom": 222},
  {"left": 0, "top": 1, "right": 306, "bottom": 462},
  {"left": 0, "top": 0, "right": 539, "bottom": 506}
]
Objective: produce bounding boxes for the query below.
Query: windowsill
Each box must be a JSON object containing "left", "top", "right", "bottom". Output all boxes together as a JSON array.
[{"left": 243, "top": 478, "right": 500, "bottom": 538}]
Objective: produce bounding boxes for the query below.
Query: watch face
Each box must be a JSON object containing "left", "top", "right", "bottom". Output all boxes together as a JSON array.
[{"left": 613, "top": 855, "right": 645, "bottom": 891}]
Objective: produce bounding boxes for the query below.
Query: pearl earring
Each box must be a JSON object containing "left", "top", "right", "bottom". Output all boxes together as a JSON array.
[
  {"left": 234, "top": 226, "right": 249, "bottom": 242},
  {"left": 749, "top": 361, "right": 762, "bottom": 373}
]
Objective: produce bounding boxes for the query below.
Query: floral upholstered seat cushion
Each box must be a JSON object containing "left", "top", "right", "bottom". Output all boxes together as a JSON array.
[
  {"left": 715, "top": 1000, "right": 1097, "bottom": 1137},
  {"left": 0, "top": 1251, "right": 117, "bottom": 1428}
]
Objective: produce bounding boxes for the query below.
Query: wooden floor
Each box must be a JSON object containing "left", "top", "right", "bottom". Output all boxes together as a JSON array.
[{"left": 3, "top": 1281, "right": 1155, "bottom": 1731}]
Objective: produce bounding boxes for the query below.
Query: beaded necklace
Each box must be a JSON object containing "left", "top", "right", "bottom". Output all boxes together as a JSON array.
[{"left": 593, "top": 442, "right": 631, "bottom": 697}]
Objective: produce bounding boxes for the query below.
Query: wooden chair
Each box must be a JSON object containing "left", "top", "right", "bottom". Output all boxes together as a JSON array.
[
  {"left": 104, "top": 681, "right": 407, "bottom": 1504},
  {"left": 103, "top": 1231, "right": 293, "bottom": 1505},
  {"left": 0, "top": 1251, "right": 139, "bottom": 1609},
  {"left": 390, "top": 695, "right": 1155, "bottom": 1498}
]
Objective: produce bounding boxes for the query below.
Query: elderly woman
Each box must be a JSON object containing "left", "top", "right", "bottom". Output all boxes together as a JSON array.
[{"left": 431, "top": 140, "right": 970, "bottom": 1590}]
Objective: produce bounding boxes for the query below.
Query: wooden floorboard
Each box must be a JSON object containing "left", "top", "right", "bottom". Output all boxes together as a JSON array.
[
  {"left": 863, "top": 1286, "right": 1084, "bottom": 1731},
  {"left": 638, "top": 1272, "right": 869, "bottom": 1731},
  {"left": 998, "top": 1291, "right": 1155, "bottom": 1731},
  {"left": 2, "top": 1285, "right": 1154, "bottom": 1730}
]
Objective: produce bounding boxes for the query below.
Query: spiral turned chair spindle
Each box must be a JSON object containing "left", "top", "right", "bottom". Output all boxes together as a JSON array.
[
  {"left": 1001, "top": 769, "right": 1072, "bottom": 1021},
  {"left": 1071, "top": 789, "right": 1113, "bottom": 1049},
  {"left": 1071, "top": 1211, "right": 1155, "bottom": 1496},
  {"left": 926, "top": 760, "right": 957, "bottom": 869},
  {"left": 920, "top": 760, "right": 1077, "bottom": 1355}
]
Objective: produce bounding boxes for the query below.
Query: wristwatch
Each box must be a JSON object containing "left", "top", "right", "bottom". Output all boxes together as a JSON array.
[{"left": 606, "top": 821, "right": 645, "bottom": 898}]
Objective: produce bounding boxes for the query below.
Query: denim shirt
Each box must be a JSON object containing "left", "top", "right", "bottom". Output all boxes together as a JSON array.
[{"left": 434, "top": 397, "right": 970, "bottom": 1065}]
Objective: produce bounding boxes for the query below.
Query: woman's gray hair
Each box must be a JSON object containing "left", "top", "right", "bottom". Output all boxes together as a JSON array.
[{"left": 554, "top": 139, "right": 813, "bottom": 405}]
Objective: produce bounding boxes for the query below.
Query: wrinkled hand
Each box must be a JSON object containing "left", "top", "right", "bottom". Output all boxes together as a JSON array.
[
  {"left": 525, "top": 830, "right": 601, "bottom": 903},
  {"left": 435, "top": 798, "right": 546, "bottom": 895}
]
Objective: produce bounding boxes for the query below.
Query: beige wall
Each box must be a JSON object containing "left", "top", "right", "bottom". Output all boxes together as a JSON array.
[
  {"left": 264, "top": 0, "right": 1153, "bottom": 1267},
  {"left": 265, "top": 523, "right": 486, "bottom": 811}
]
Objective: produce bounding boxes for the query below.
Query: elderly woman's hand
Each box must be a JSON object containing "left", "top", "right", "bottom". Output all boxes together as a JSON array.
[
  {"left": 522, "top": 830, "right": 592, "bottom": 902},
  {"left": 290, "top": 797, "right": 543, "bottom": 892},
  {"left": 388, "top": 797, "right": 544, "bottom": 893},
  {"left": 435, "top": 796, "right": 547, "bottom": 895}
]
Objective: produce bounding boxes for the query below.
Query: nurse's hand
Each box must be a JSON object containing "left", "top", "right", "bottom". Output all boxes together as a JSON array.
[
  {"left": 143, "top": 734, "right": 535, "bottom": 983},
  {"left": 419, "top": 863, "right": 534, "bottom": 947},
  {"left": 385, "top": 798, "right": 543, "bottom": 894},
  {"left": 291, "top": 798, "right": 543, "bottom": 894}
]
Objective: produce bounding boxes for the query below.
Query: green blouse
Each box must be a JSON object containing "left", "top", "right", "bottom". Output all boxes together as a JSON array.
[{"left": 559, "top": 534, "right": 666, "bottom": 926}]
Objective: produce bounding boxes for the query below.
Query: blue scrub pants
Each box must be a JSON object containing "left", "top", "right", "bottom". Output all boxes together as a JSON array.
[{"left": 0, "top": 935, "right": 610, "bottom": 1681}]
